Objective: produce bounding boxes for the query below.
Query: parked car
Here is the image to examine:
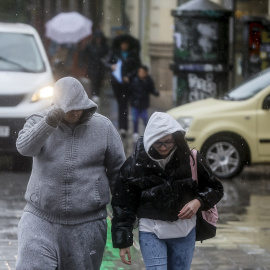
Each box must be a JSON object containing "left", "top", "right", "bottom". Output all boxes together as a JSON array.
[
  {"left": 167, "top": 68, "right": 270, "bottom": 179},
  {"left": 0, "top": 23, "right": 54, "bottom": 169}
]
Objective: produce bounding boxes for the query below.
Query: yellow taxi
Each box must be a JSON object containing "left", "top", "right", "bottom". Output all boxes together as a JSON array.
[{"left": 167, "top": 68, "right": 270, "bottom": 179}]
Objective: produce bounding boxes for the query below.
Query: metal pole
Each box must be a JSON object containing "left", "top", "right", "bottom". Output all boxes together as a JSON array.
[
  {"left": 231, "top": 0, "right": 236, "bottom": 88},
  {"left": 82, "top": 0, "right": 90, "bottom": 18},
  {"left": 56, "top": 0, "right": 62, "bottom": 14},
  {"left": 69, "top": 0, "right": 78, "bottom": 11},
  {"left": 121, "top": 0, "right": 126, "bottom": 28},
  {"left": 139, "top": 0, "right": 145, "bottom": 59}
]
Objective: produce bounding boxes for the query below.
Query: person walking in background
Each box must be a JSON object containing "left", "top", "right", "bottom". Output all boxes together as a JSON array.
[
  {"left": 111, "top": 112, "right": 224, "bottom": 269},
  {"left": 15, "top": 77, "right": 125, "bottom": 270},
  {"left": 105, "top": 34, "right": 141, "bottom": 139},
  {"left": 83, "top": 30, "right": 108, "bottom": 104},
  {"left": 129, "top": 65, "right": 159, "bottom": 143}
]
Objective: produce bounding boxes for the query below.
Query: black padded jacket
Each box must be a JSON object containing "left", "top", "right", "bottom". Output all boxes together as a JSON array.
[{"left": 111, "top": 137, "right": 224, "bottom": 248}]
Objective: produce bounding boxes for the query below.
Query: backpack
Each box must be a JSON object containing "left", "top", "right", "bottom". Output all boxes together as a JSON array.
[{"left": 190, "top": 149, "right": 219, "bottom": 242}]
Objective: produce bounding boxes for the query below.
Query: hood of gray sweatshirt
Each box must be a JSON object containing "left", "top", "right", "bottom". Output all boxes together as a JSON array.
[{"left": 52, "top": 76, "right": 97, "bottom": 113}]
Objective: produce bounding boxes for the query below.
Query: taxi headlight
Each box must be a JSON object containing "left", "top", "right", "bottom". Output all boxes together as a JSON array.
[{"left": 31, "top": 86, "right": 54, "bottom": 102}]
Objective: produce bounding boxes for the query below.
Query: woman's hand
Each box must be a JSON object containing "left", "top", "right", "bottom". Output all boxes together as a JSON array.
[
  {"left": 45, "top": 108, "right": 65, "bottom": 127},
  {"left": 119, "top": 247, "right": 132, "bottom": 265},
  {"left": 178, "top": 199, "right": 201, "bottom": 219},
  {"left": 111, "top": 64, "right": 117, "bottom": 71}
]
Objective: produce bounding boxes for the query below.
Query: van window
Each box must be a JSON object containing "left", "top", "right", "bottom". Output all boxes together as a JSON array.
[
  {"left": 0, "top": 32, "right": 45, "bottom": 72},
  {"left": 223, "top": 68, "right": 270, "bottom": 101}
]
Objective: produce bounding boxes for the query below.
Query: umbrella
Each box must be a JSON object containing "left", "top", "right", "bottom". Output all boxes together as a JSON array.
[
  {"left": 45, "top": 12, "right": 92, "bottom": 44},
  {"left": 112, "top": 34, "right": 140, "bottom": 53}
]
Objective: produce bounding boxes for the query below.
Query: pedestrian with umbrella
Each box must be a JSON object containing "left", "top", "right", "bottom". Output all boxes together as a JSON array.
[
  {"left": 105, "top": 34, "right": 141, "bottom": 139},
  {"left": 45, "top": 12, "right": 93, "bottom": 79},
  {"left": 45, "top": 12, "right": 93, "bottom": 45}
]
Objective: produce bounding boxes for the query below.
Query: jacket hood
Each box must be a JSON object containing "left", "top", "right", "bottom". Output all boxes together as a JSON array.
[
  {"left": 143, "top": 112, "right": 186, "bottom": 153},
  {"left": 52, "top": 77, "right": 97, "bottom": 113}
]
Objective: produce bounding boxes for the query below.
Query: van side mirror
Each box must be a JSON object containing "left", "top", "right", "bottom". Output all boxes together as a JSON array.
[{"left": 263, "top": 95, "right": 270, "bottom": 110}]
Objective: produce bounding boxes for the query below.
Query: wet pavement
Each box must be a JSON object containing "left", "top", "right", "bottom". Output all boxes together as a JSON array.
[{"left": 1, "top": 85, "right": 270, "bottom": 269}]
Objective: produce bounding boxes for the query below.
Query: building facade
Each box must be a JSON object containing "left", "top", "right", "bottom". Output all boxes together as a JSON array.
[{"left": 30, "top": 0, "right": 270, "bottom": 110}]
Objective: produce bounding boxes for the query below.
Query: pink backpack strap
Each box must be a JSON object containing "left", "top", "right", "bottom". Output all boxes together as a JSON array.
[
  {"left": 190, "top": 149, "right": 219, "bottom": 228},
  {"left": 190, "top": 149, "right": 198, "bottom": 181}
]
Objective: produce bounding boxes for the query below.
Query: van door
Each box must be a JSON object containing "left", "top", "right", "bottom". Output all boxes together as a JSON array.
[{"left": 257, "top": 94, "right": 270, "bottom": 156}]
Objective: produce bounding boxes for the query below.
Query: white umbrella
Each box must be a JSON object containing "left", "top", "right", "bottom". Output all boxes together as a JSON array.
[{"left": 45, "top": 11, "right": 93, "bottom": 44}]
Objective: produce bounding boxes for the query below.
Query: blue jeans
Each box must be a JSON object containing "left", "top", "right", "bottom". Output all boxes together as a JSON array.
[
  {"left": 139, "top": 227, "right": 196, "bottom": 270},
  {"left": 131, "top": 107, "right": 148, "bottom": 133}
]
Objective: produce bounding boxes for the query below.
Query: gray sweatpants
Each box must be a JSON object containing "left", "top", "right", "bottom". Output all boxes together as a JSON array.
[{"left": 16, "top": 212, "right": 107, "bottom": 270}]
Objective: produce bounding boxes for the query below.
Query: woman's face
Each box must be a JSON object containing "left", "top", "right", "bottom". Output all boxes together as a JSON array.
[
  {"left": 63, "top": 110, "right": 83, "bottom": 124},
  {"left": 152, "top": 134, "right": 175, "bottom": 158},
  {"left": 120, "top": 41, "right": 129, "bottom": 51}
]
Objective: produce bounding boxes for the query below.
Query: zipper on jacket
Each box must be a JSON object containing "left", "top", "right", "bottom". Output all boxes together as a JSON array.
[{"left": 63, "top": 126, "right": 77, "bottom": 223}]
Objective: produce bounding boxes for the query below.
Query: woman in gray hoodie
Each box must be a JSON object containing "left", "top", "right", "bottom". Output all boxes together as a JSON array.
[
  {"left": 16, "top": 77, "right": 126, "bottom": 270},
  {"left": 111, "top": 112, "right": 223, "bottom": 269}
]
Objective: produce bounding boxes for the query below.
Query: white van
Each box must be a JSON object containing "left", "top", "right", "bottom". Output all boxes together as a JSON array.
[{"left": 0, "top": 23, "right": 54, "bottom": 162}]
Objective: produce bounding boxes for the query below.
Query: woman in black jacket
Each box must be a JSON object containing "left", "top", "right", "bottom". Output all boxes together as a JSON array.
[
  {"left": 111, "top": 112, "right": 224, "bottom": 270},
  {"left": 105, "top": 34, "right": 141, "bottom": 138}
]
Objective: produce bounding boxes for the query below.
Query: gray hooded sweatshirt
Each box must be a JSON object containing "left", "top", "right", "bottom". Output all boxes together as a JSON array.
[{"left": 16, "top": 77, "right": 126, "bottom": 225}]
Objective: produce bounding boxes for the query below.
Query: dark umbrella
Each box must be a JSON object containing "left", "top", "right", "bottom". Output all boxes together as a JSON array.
[{"left": 112, "top": 34, "right": 140, "bottom": 53}]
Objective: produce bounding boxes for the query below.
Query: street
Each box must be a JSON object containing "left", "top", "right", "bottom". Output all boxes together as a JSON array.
[
  {"left": 0, "top": 88, "right": 270, "bottom": 269},
  {"left": 1, "top": 163, "right": 270, "bottom": 269}
]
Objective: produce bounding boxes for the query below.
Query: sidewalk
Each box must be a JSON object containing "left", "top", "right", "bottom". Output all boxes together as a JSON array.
[{"left": 98, "top": 83, "right": 270, "bottom": 270}]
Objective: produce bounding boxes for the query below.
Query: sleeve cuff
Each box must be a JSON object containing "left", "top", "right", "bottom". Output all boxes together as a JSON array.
[{"left": 195, "top": 197, "right": 204, "bottom": 209}]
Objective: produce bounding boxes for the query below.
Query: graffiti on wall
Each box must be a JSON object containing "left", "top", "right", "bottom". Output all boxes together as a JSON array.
[
  {"left": 187, "top": 73, "right": 217, "bottom": 102},
  {"left": 174, "top": 18, "right": 219, "bottom": 62},
  {"left": 178, "top": 73, "right": 217, "bottom": 102},
  {"left": 177, "top": 72, "right": 218, "bottom": 104}
]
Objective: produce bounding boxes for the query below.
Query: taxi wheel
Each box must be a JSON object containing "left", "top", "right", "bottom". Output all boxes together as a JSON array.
[{"left": 201, "top": 135, "right": 247, "bottom": 179}]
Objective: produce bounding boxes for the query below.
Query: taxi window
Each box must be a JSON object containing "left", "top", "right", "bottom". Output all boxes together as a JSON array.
[{"left": 224, "top": 69, "right": 270, "bottom": 101}]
